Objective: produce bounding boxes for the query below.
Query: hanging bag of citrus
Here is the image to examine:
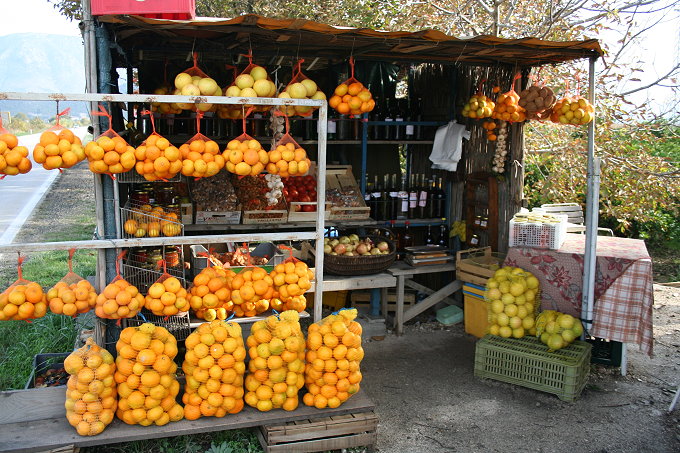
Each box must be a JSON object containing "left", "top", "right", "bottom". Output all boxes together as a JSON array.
[
  {"left": 0, "top": 116, "right": 31, "bottom": 177},
  {"left": 278, "top": 59, "right": 326, "bottom": 117},
  {"left": 269, "top": 246, "right": 312, "bottom": 313},
  {"left": 223, "top": 107, "right": 269, "bottom": 176},
  {"left": 48, "top": 248, "right": 98, "bottom": 317},
  {"left": 189, "top": 254, "right": 236, "bottom": 321},
  {"left": 492, "top": 74, "right": 527, "bottom": 123},
  {"left": 33, "top": 108, "right": 86, "bottom": 170},
  {"left": 114, "top": 322, "right": 184, "bottom": 426},
  {"left": 94, "top": 250, "right": 145, "bottom": 320},
  {"left": 64, "top": 338, "right": 117, "bottom": 436},
  {"left": 244, "top": 310, "right": 306, "bottom": 412},
  {"left": 182, "top": 319, "right": 247, "bottom": 419},
  {"left": 151, "top": 59, "right": 183, "bottom": 115},
  {"left": 224, "top": 52, "right": 277, "bottom": 118},
  {"left": 84, "top": 104, "right": 136, "bottom": 177},
  {"left": 133, "top": 110, "right": 182, "bottom": 181},
  {"left": 329, "top": 56, "right": 375, "bottom": 117},
  {"left": 550, "top": 79, "right": 594, "bottom": 126},
  {"left": 180, "top": 111, "right": 225, "bottom": 179},
  {"left": 535, "top": 309, "right": 584, "bottom": 351},
  {"left": 173, "top": 51, "right": 221, "bottom": 113},
  {"left": 0, "top": 254, "right": 47, "bottom": 321},
  {"left": 484, "top": 266, "right": 540, "bottom": 339},
  {"left": 303, "top": 308, "right": 363, "bottom": 409},
  {"left": 266, "top": 111, "right": 311, "bottom": 177},
  {"left": 144, "top": 259, "right": 189, "bottom": 317},
  {"left": 461, "top": 79, "right": 495, "bottom": 120},
  {"left": 229, "top": 247, "right": 274, "bottom": 318}
]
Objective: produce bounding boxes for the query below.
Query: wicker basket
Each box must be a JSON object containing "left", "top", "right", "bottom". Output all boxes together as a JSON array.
[{"left": 323, "top": 235, "right": 396, "bottom": 276}]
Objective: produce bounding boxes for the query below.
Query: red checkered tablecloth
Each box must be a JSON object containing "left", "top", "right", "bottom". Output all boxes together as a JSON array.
[{"left": 506, "top": 234, "right": 654, "bottom": 355}]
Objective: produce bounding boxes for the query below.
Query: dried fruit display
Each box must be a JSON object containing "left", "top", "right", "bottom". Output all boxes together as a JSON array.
[
  {"left": 191, "top": 170, "right": 239, "bottom": 212},
  {"left": 519, "top": 84, "right": 556, "bottom": 120},
  {"left": 232, "top": 174, "right": 287, "bottom": 211}
]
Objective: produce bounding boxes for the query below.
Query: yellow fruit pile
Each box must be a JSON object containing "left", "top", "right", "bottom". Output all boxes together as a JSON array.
[
  {"left": 134, "top": 134, "right": 182, "bottom": 181},
  {"left": 0, "top": 132, "right": 31, "bottom": 176},
  {"left": 182, "top": 320, "right": 246, "bottom": 419},
  {"left": 485, "top": 266, "right": 539, "bottom": 339},
  {"left": 174, "top": 71, "right": 222, "bottom": 113},
  {"left": 124, "top": 204, "right": 181, "bottom": 238},
  {"left": 145, "top": 276, "right": 189, "bottom": 317},
  {"left": 328, "top": 81, "right": 375, "bottom": 116},
  {"left": 462, "top": 94, "right": 495, "bottom": 119},
  {"left": 189, "top": 266, "right": 235, "bottom": 321},
  {"left": 303, "top": 309, "right": 363, "bottom": 409},
  {"left": 278, "top": 77, "right": 326, "bottom": 117},
  {"left": 230, "top": 267, "right": 274, "bottom": 318},
  {"left": 94, "top": 278, "right": 145, "bottom": 319},
  {"left": 150, "top": 86, "right": 183, "bottom": 115},
  {"left": 114, "top": 323, "right": 184, "bottom": 426},
  {"left": 33, "top": 129, "right": 85, "bottom": 170},
  {"left": 266, "top": 142, "right": 311, "bottom": 177},
  {"left": 64, "top": 338, "right": 117, "bottom": 436},
  {"left": 244, "top": 310, "right": 306, "bottom": 412},
  {"left": 270, "top": 261, "right": 313, "bottom": 312},
  {"left": 536, "top": 310, "right": 584, "bottom": 351},
  {"left": 84, "top": 135, "right": 136, "bottom": 175},
  {"left": 224, "top": 138, "right": 269, "bottom": 176},
  {"left": 48, "top": 279, "right": 97, "bottom": 317},
  {"left": 0, "top": 281, "right": 47, "bottom": 321},
  {"left": 492, "top": 91, "right": 526, "bottom": 122},
  {"left": 550, "top": 97, "right": 594, "bottom": 125},
  {"left": 180, "top": 138, "right": 225, "bottom": 178}
]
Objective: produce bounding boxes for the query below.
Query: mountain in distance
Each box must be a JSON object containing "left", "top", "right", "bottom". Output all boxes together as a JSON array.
[{"left": 0, "top": 33, "right": 88, "bottom": 118}]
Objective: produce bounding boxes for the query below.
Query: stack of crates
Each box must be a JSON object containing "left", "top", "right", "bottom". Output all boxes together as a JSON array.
[{"left": 463, "top": 282, "right": 489, "bottom": 338}]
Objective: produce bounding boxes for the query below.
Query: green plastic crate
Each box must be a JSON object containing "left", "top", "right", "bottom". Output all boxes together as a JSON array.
[{"left": 474, "top": 335, "right": 591, "bottom": 402}]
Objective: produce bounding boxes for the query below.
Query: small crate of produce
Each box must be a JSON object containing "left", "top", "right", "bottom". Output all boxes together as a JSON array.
[
  {"left": 120, "top": 201, "right": 183, "bottom": 238},
  {"left": 456, "top": 247, "right": 505, "bottom": 286},
  {"left": 508, "top": 211, "right": 567, "bottom": 250},
  {"left": 474, "top": 335, "right": 591, "bottom": 402},
  {"left": 463, "top": 283, "right": 488, "bottom": 338},
  {"left": 232, "top": 174, "right": 288, "bottom": 224},
  {"left": 326, "top": 165, "right": 370, "bottom": 221},
  {"left": 25, "top": 353, "right": 70, "bottom": 389},
  {"left": 191, "top": 170, "right": 241, "bottom": 224},
  {"left": 190, "top": 243, "right": 283, "bottom": 275}
]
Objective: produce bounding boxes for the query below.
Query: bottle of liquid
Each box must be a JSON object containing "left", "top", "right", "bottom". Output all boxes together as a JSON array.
[
  {"left": 393, "top": 219, "right": 404, "bottom": 258},
  {"left": 388, "top": 173, "right": 399, "bottom": 221},
  {"left": 403, "top": 221, "right": 414, "bottom": 249},
  {"left": 383, "top": 98, "right": 393, "bottom": 140},
  {"left": 394, "top": 99, "right": 404, "bottom": 141},
  {"left": 427, "top": 178, "right": 437, "bottom": 218},
  {"left": 398, "top": 175, "right": 409, "bottom": 219},
  {"left": 371, "top": 97, "right": 382, "bottom": 140},
  {"left": 371, "top": 175, "right": 382, "bottom": 220},
  {"left": 438, "top": 219, "right": 449, "bottom": 249},
  {"left": 414, "top": 97, "right": 423, "bottom": 140},
  {"left": 405, "top": 98, "right": 415, "bottom": 139},
  {"left": 365, "top": 178, "right": 374, "bottom": 219},
  {"left": 380, "top": 174, "right": 390, "bottom": 221},
  {"left": 408, "top": 174, "right": 418, "bottom": 219},
  {"left": 418, "top": 174, "right": 428, "bottom": 219},
  {"left": 327, "top": 117, "right": 337, "bottom": 140},
  {"left": 433, "top": 177, "right": 445, "bottom": 219},
  {"left": 425, "top": 225, "right": 435, "bottom": 246}
]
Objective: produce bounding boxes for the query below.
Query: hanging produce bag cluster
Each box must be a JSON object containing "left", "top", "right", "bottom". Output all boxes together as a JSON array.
[
  {"left": 461, "top": 80, "right": 495, "bottom": 119},
  {"left": 0, "top": 118, "right": 31, "bottom": 176},
  {"left": 189, "top": 262, "right": 236, "bottom": 321},
  {"left": 244, "top": 310, "right": 306, "bottom": 412},
  {"left": 0, "top": 255, "right": 47, "bottom": 321},
  {"left": 266, "top": 111, "right": 311, "bottom": 177},
  {"left": 519, "top": 72, "right": 556, "bottom": 121},
  {"left": 278, "top": 59, "right": 326, "bottom": 117},
  {"left": 551, "top": 95, "right": 594, "bottom": 125},
  {"left": 134, "top": 111, "right": 183, "bottom": 181},
  {"left": 303, "top": 308, "right": 363, "bottom": 409},
  {"left": 180, "top": 111, "right": 225, "bottom": 178},
  {"left": 535, "top": 309, "right": 584, "bottom": 351},
  {"left": 224, "top": 107, "right": 269, "bottom": 176},
  {"left": 64, "top": 338, "right": 117, "bottom": 436},
  {"left": 152, "top": 59, "right": 183, "bottom": 115},
  {"left": 329, "top": 57, "right": 376, "bottom": 116},
  {"left": 182, "top": 319, "right": 246, "bottom": 419},
  {"left": 224, "top": 53, "right": 277, "bottom": 118},
  {"left": 484, "top": 266, "right": 540, "bottom": 339},
  {"left": 94, "top": 251, "right": 145, "bottom": 319},
  {"left": 47, "top": 249, "right": 98, "bottom": 316},
  {"left": 144, "top": 260, "right": 189, "bottom": 317},
  {"left": 173, "top": 52, "right": 221, "bottom": 113},
  {"left": 492, "top": 74, "right": 527, "bottom": 123},
  {"left": 33, "top": 108, "right": 86, "bottom": 170},
  {"left": 269, "top": 247, "right": 313, "bottom": 313},
  {"left": 229, "top": 262, "right": 274, "bottom": 318},
  {"left": 85, "top": 105, "right": 136, "bottom": 176}
]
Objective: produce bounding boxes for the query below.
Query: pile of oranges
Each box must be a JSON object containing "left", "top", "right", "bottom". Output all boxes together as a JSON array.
[
  {"left": 95, "top": 278, "right": 145, "bottom": 320},
  {"left": 180, "top": 138, "right": 225, "bottom": 178},
  {"left": 84, "top": 135, "right": 136, "bottom": 175},
  {"left": 223, "top": 138, "right": 269, "bottom": 176},
  {"left": 48, "top": 279, "right": 97, "bottom": 317},
  {"left": 145, "top": 276, "right": 189, "bottom": 317},
  {"left": 64, "top": 338, "right": 117, "bottom": 436},
  {"left": 182, "top": 320, "right": 246, "bottom": 419},
  {"left": 0, "top": 132, "right": 31, "bottom": 176},
  {"left": 230, "top": 267, "right": 274, "bottom": 317},
  {"left": 328, "top": 81, "right": 375, "bottom": 116},
  {"left": 266, "top": 143, "right": 311, "bottom": 177},
  {"left": 0, "top": 281, "right": 47, "bottom": 321},
  {"left": 134, "top": 135, "right": 183, "bottom": 181},
  {"left": 303, "top": 309, "right": 363, "bottom": 409},
  {"left": 189, "top": 266, "right": 235, "bottom": 321},
  {"left": 244, "top": 310, "right": 306, "bottom": 412},
  {"left": 492, "top": 91, "right": 527, "bottom": 123},
  {"left": 123, "top": 205, "right": 182, "bottom": 238},
  {"left": 33, "top": 129, "right": 85, "bottom": 170},
  {"left": 270, "top": 261, "right": 313, "bottom": 311},
  {"left": 114, "top": 323, "right": 184, "bottom": 426}
]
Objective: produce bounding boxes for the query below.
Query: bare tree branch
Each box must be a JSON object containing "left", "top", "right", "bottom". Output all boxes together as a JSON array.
[{"left": 620, "top": 63, "right": 680, "bottom": 95}]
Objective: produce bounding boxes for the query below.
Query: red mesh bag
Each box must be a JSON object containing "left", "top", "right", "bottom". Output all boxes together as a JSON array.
[
  {"left": 328, "top": 57, "right": 375, "bottom": 117},
  {"left": 85, "top": 105, "right": 136, "bottom": 177},
  {"left": 173, "top": 52, "right": 220, "bottom": 112},
  {"left": 224, "top": 52, "right": 276, "bottom": 117},
  {"left": 462, "top": 79, "right": 496, "bottom": 120},
  {"left": 550, "top": 79, "right": 595, "bottom": 126},
  {"left": 0, "top": 115, "right": 31, "bottom": 177},
  {"left": 144, "top": 259, "right": 189, "bottom": 317},
  {"left": 230, "top": 245, "right": 273, "bottom": 318},
  {"left": 280, "top": 59, "right": 325, "bottom": 117},
  {"left": 269, "top": 246, "right": 311, "bottom": 313},
  {"left": 223, "top": 107, "right": 268, "bottom": 176},
  {"left": 154, "top": 58, "right": 183, "bottom": 115},
  {"left": 189, "top": 248, "right": 236, "bottom": 321},
  {"left": 267, "top": 111, "right": 311, "bottom": 177},
  {"left": 0, "top": 254, "right": 47, "bottom": 321},
  {"left": 519, "top": 70, "right": 557, "bottom": 121},
  {"left": 179, "top": 110, "right": 224, "bottom": 179},
  {"left": 47, "top": 248, "right": 98, "bottom": 317},
  {"left": 94, "top": 250, "right": 145, "bottom": 320},
  {"left": 492, "top": 73, "right": 527, "bottom": 123},
  {"left": 134, "top": 110, "right": 182, "bottom": 181},
  {"left": 33, "top": 108, "right": 86, "bottom": 171}
]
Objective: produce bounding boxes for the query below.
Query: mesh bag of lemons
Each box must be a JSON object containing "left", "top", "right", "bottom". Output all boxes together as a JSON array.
[
  {"left": 535, "top": 310, "right": 584, "bottom": 351},
  {"left": 485, "top": 266, "right": 540, "bottom": 339}
]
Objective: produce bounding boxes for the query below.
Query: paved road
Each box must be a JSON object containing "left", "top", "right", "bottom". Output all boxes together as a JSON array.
[{"left": 0, "top": 127, "right": 88, "bottom": 244}]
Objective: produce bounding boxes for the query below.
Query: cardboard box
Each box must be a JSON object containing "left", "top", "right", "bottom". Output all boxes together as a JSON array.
[{"left": 195, "top": 210, "right": 241, "bottom": 224}]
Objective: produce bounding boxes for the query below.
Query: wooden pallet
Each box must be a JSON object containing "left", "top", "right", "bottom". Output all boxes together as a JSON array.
[{"left": 258, "top": 411, "right": 378, "bottom": 452}]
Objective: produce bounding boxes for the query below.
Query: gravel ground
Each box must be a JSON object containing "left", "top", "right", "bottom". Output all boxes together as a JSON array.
[{"left": 3, "top": 165, "right": 680, "bottom": 452}]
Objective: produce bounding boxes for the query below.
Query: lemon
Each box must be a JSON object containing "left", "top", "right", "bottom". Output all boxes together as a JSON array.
[
  {"left": 545, "top": 321, "right": 558, "bottom": 334},
  {"left": 512, "top": 327, "right": 525, "bottom": 338},
  {"left": 522, "top": 316, "right": 535, "bottom": 330},
  {"left": 499, "top": 326, "right": 512, "bottom": 338},
  {"left": 496, "top": 313, "right": 510, "bottom": 327},
  {"left": 487, "top": 288, "right": 502, "bottom": 301},
  {"left": 488, "top": 325, "right": 500, "bottom": 336},
  {"left": 516, "top": 305, "right": 528, "bottom": 319},
  {"left": 486, "top": 278, "right": 499, "bottom": 289},
  {"left": 561, "top": 329, "right": 576, "bottom": 343},
  {"left": 509, "top": 316, "right": 522, "bottom": 329},
  {"left": 491, "top": 300, "right": 504, "bottom": 314},
  {"left": 509, "top": 281, "right": 526, "bottom": 297},
  {"left": 501, "top": 293, "right": 515, "bottom": 305},
  {"left": 547, "top": 333, "right": 565, "bottom": 351},
  {"left": 557, "top": 314, "right": 575, "bottom": 330},
  {"left": 498, "top": 281, "right": 511, "bottom": 294},
  {"left": 571, "top": 322, "right": 584, "bottom": 337},
  {"left": 526, "top": 276, "right": 539, "bottom": 289},
  {"left": 504, "top": 304, "right": 518, "bottom": 318}
]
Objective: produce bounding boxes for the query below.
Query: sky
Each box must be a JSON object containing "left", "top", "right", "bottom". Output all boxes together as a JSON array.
[{"left": 3, "top": 0, "right": 81, "bottom": 37}]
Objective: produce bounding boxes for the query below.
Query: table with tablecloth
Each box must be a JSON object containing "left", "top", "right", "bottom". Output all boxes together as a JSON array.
[{"left": 505, "top": 233, "right": 654, "bottom": 355}]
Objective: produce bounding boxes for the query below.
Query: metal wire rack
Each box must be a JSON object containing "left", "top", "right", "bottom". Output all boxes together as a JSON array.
[
  {"left": 117, "top": 168, "right": 182, "bottom": 184},
  {"left": 121, "top": 247, "right": 186, "bottom": 295},
  {"left": 120, "top": 200, "right": 184, "bottom": 239}
]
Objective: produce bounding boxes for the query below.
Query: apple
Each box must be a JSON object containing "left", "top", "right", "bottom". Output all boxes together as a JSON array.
[
  {"left": 302, "top": 205, "right": 316, "bottom": 212},
  {"left": 349, "top": 234, "right": 360, "bottom": 242},
  {"left": 331, "top": 252, "right": 338, "bottom": 255},
  {"left": 355, "top": 243, "right": 368, "bottom": 255},
  {"left": 334, "top": 244, "right": 347, "bottom": 254},
  {"left": 345, "top": 244, "right": 354, "bottom": 253},
  {"left": 324, "top": 245, "right": 332, "bottom": 254},
  {"left": 344, "top": 252, "right": 354, "bottom": 256},
  {"left": 370, "top": 248, "right": 382, "bottom": 255},
  {"left": 330, "top": 239, "right": 339, "bottom": 247},
  {"left": 377, "top": 241, "right": 390, "bottom": 252},
  {"left": 339, "top": 236, "right": 350, "bottom": 244}
]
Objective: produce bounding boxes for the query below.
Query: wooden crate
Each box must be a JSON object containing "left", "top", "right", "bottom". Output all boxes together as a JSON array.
[
  {"left": 257, "top": 411, "right": 378, "bottom": 453},
  {"left": 351, "top": 289, "right": 416, "bottom": 313},
  {"left": 456, "top": 247, "right": 504, "bottom": 286},
  {"left": 326, "top": 165, "right": 370, "bottom": 221},
  {"left": 242, "top": 210, "right": 289, "bottom": 224}
]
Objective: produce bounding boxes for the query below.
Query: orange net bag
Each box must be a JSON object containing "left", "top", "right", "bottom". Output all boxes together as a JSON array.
[
  {"left": 85, "top": 105, "right": 136, "bottom": 177},
  {"left": 64, "top": 338, "right": 117, "bottom": 436},
  {"left": 179, "top": 110, "right": 225, "bottom": 179},
  {"left": 173, "top": 52, "right": 221, "bottom": 112},
  {"left": 328, "top": 57, "right": 375, "bottom": 117},
  {"left": 550, "top": 79, "right": 594, "bottom": 126},
  {"left": 190, "top": 249, "right": 236, "bottom": 321},
  {"left": 181, "top": 319, "right": 246, "bottom": 419},
  {"left": 0, "top": 254, "right": 47, "bottom": 321},
  {"left": 145, "top": 259, "right": 189, "bottom": 317},
  {"left": 266, "top": 111, "right": 311, "bottom": 177},
  {"left": 519, "top": 70, "right": 557, "bottom": 121},
  {"left": 303, "top": 308, "right": 363, "bottom": 409},
  {"left": 462, "top": 79, "right": 496, "bottom": 120},
  {"left": 0, "top": 115, "right": 31, "bottom": 177},
  {"left": 33, "top": 108, "right": 86, "bottom": 171},
  {"left": 94, "top": 251, "right": 145, "bottom": 319},
  {"left": 224, "top": 107, "right": 269, "bottom": 176},
  {"left": 223, "top": 52, "right": 276, "bottom": 118},
  {"left": 268, "top": 246, "right": 312, "bottom": 313},
  {"left": 152, "top": 58, "right": 183, "bottom": 115},
  {"left": 492, "top": 73, "right": 527, "bottom": 123},
  {"left": 47, "top": 248, "right": 98, "bottom": 317},
  {"left": 280, "top": 59, "right": 325, "bottom": 117},
  {"left": 133, "top": 110, "right": 182, "bottom": 181}
]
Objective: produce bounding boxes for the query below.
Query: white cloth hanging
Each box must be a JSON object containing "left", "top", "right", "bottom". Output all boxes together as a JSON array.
[{"left": 429, "top": 121, "right": 470, "bottom": 171}]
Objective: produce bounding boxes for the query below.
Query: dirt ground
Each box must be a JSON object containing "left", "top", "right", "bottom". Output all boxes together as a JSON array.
[{"left": 4, "top": 165, "right": 680, "bottom": 453}]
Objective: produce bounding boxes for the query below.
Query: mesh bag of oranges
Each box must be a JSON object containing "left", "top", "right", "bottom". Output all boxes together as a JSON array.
[
  {"left": 94, "top": 251, "right": 145, "bottom": 320},
  {"left": 48, "top": 249, "right": 97, "bottom": 317},
  {"left": 550, "top": 95, "right": 595, "bottom": 126},
  {"left": 114, "top": 322, "right": 184, "bottom": 426},
  {"left": 189, "top": 258, "right": 236, "bottom": 321},
  {"left": 278, "top": 59, "right": 326, "bottom": 117},
  {"left": 182, "top": 319, "right": 247, "bottom": 419},
  {"left": 244, "top": 310, "right": 306, "bottom": 412},
  {"left": 303, "top": 308, "right": 363, "bottom": 409},
  {"left": 329, "top": 57, "right": 375, "bottom": 117},
  {"left": 484, "top": 266, "right": 540, "bottom": 339},
  {"left": 180, "top": 111, "right": 225, "bottom": 179},
  {"left": 266, "top": 111, "right": 311, "bottom": 177},
  {"left": 173, "top": 51, "right": 221, "bottom": 113},
  {"left": 0, "top": 118, "right": 31, "bottom": 177},
  {"left": 223, "top": 108, "right": 269, "bottom": 176},
  {"left": 145, "top": 260, "right": 189, "bottom": 317},
  {"left": 133, "top": 111, "right": 182, "bottom": 181},
  {"left": 33, "top": 108, "right": 86, "bottom": 171},
  {"left": 230, "top": 260, "right": 275, "bottom": 318},
  {"left": 461, "top": 79, "right": 496, "bottom": 120},
  {"left": 63, "top": 338, "right": 117, "bottom": 436},
  {"left": 223, "top": 52, "right": 277, "bottom": 118},
  {"left": 535, "top": 309, "right": 585, "bottom": 351},
  {"left": 269, "top": 247, "right": 312, "bottom": 313},
  {"left": 0, "top": 255, "right": 47, "bottom": 321},
  {"left": 492, "top": 74, "right": 527, "bottom": 123},
  {"left": 84, "top": 105, "right": 136, "bottom": 177}
]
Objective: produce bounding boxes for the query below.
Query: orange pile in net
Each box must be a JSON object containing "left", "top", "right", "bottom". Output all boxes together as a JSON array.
[
  {"left": 180, "top": 138, "right": 225, "bottom": 178},
  {"left": 84, "top": 135, "right": 136, "bottom": 175},
  {"left": 48, "top": 280, "right": 97, "bottom": 317},
  {"left": 145, "top": 276, "right": 189, "bottom": 317},
  {"left": 223, "top": 138, "right": 269, "bottom": 176},
  {"left": 0, "top": 281, "right": 47, "bottom": 321},
  {"left": 94, "top": 278, "right": 145, "bottom": 319},
  {"left": 33, "top": 129, "right": 85, "bottom": 170},
  {"left": 0, "top": 132, "right": 31, "bottom": 176},
  {"left": 230, "top": 266, "right": 274, "bottom": 318},
  {"left": 134, "top": 135, "right": 182, "bottom": 181},
  {"left": 269, "top": 260, "right": 313, "bottom": 313},
  {"left": 189, "top": 266, "right": 236, "bottom": 321}
]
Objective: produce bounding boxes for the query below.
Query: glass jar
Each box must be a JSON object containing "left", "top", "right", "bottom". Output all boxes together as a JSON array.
[
  {"left": 470, "top": 234, "right": 480, "bottom": 246},
  {"left": 155, "top": 186, "right": 176, "bottom": 206},
  {"left": 131, "top": 190, "right": 150, "bottom": 205},
  {"left": 474, "top": 215, "right": 482, "bottom": 227},
  {"left": 480, "top": 217, "right": 488, "bottom": 228},
  {"left": 164, "top": 247, "right": 181, "bottom": 268},
  {"left": 148, "top": 248, "right": 163, "bottom": 269}
]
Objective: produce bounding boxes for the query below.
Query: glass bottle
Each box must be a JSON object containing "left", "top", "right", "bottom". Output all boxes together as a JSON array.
[
  {"left": 403, "top": 221, "right": 414, "bottom": 249},
  {"left": 418, "top": 174, "right": 428, "bottom": 219},
  {"left": 365, "top": 178, "right": 374, "bottom": 219},
  {"left": 371, "top": 175, "right": 382, "bottom": 221},
  {"left": 371, "top": 97, "right": 382, "bottom": 140},
  {"left": 394, "top": 99, "right": 404, "bottom": 141},
  {"left": 398, "top": 175, "right": 409, "bottom": 219},
  {"left": 383, "top": 98, "right": 393, "bottom": 140},
  {"left": 438, "top": 219, "right": 449, "bottom": 249},
  {"left": 434, "top": 177, "right": 445, "bottom": 219},
  {"left": 414, "top": 97, "right": 423, "bottom": 140},
  {"left": 425, "top": 225, "right": 435, "bottom": 245},
  {"left": 408, "top": 174, "right": 418, "bottom": 219},
  {"left": 327, "top": 117, "right": 337, "bottom": 140},
  {"left": 388, "top": 173, "right": 399, "bottom": 221},
  {"left": 380, "top": 174, "right": 390, "bottom": 221},
  {"left": 405, "top": 97, "right": 414, "bottom": 139}
]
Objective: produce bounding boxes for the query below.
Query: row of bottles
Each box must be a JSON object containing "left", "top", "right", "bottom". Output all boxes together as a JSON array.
[
  {"left": 365, "top": 174, "right": 445, "bottom": 221},
  {"left": 369, "top": 97, "right": 424, "bottom": 140}
]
